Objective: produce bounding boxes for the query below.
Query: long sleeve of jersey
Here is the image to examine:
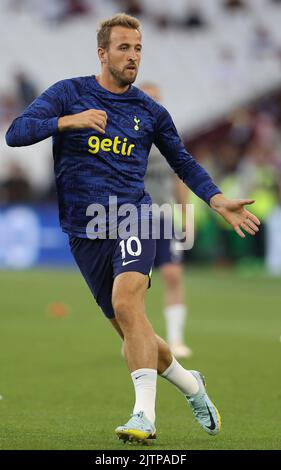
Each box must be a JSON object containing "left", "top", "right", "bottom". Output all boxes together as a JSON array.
[
  {"left": 5, "top": 80, "right": 73, "bottom": 147},
  {"left": 154, "top": 107, "right": 221, "bottom": 205}
]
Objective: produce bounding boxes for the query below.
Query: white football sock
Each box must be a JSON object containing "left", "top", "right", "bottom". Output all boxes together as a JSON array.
[
  {"left": 131, "top": 368, "right": 157, "bottom": 425},
  {"left": 161, "top": 357, "right": 199, "bottom": 396},
  {"left": 164, "top": 304, "right": 187, "bottom": 344}
]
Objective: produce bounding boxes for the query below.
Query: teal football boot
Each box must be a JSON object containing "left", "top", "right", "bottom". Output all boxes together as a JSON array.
[
  {"left": 115, "top": 411, "right": 156, "bottom": 445},
  {"left": 186, "top": 370, "right": 222, "bottom": 435}
]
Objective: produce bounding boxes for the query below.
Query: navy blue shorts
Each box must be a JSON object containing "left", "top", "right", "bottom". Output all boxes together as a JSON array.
[
  {"left": 154, "top": 217, "right": 183, "bottom": 268},
  {"left": 69, "top": 234, "right": 156, "bottom": 319}
]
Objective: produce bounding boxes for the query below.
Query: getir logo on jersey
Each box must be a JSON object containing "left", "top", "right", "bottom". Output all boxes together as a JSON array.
[{"left": 88, "top": 136, "right": 135, "bottom": 157}]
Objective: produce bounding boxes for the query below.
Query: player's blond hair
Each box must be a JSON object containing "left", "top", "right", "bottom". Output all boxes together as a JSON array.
[{"left": 97, "top": 13, "right": 141, "bottom": 50}]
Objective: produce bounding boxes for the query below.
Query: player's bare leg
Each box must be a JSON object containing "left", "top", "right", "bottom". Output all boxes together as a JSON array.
[
  {"left": 112, "top": 271, "right": 158, "bottom": 372},
  {"left": 160, "top": 263, "right": 192, "bottom": 358},
  {"left": 112, "top": 271, "right": 158, "bottom": 444},
  {"left": 112, "top": 319, "right": 173, "bottom": 373}
]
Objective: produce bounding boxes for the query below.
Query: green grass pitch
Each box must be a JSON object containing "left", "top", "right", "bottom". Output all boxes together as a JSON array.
[{"left": 0, "top": 268, "right": 280, "bottom": 450}]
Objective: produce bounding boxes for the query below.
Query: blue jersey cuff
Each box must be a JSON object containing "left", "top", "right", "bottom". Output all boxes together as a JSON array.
[{"left": 207, "top": 189, "right": 222, "bottom": 206}]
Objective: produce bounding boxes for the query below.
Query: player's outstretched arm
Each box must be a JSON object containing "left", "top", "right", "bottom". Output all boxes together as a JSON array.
[
  {"left": 154, "top": 107, "right": 261, "bottom": 238},
  {"left": 209, "top": 193, "right": 261, "bottom": 238}
]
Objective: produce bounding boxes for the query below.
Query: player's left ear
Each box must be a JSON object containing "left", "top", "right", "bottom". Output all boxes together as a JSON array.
[{"left": 98, "top": 47, "right": 108, "bottom": 64}]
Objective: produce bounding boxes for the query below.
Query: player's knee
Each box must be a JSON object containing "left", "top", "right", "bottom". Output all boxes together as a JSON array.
[
  {"left": 162, "top": 267, "right": 181, "bottom": 289},
  {"left": 113, "top": 297, "right": 146, "bottom": 332},
  {"left": 113, "top": 299, "right": 134, "bottom": 325}
]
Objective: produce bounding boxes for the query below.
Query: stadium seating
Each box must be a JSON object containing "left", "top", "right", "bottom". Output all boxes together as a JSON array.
[{"left": 1, "top": 0, "right": 281, "bottom": 183}]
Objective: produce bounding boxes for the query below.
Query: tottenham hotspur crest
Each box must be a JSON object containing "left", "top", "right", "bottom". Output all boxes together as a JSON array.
[{"left": 134, "top": 116, "right": 140, "bottom": 131}]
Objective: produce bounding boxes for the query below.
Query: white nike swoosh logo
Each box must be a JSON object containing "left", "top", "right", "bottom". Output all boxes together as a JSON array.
[{"left": 122, "top": 259, "right": 140, "bottom": 266}]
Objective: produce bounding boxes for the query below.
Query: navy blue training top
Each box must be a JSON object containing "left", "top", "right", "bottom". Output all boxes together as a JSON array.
[{"left": 5, "top": 75, "right": 221, "bottom": 237}]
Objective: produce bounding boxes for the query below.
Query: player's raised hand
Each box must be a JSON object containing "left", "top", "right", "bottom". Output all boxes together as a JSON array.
[
  {"left": 210, "top": 194, "right": 261, "bottom": 238},
  {"left": 58, "top": 109, "right": 107, "bottom": 133}
]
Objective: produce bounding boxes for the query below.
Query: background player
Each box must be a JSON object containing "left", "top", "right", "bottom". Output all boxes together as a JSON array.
[{"left": 141, "top": 82, "right": 192, "bottom": 359}]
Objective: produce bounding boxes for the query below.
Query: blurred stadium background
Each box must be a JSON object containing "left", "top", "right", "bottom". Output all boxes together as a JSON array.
[{"left": 0, "top": 0, "right": 280, "bottom": 450}]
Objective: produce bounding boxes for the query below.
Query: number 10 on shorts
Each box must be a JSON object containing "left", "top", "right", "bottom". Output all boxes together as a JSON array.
[{"left": 119, "top": 236, "right": 142, "bottom": 259}]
